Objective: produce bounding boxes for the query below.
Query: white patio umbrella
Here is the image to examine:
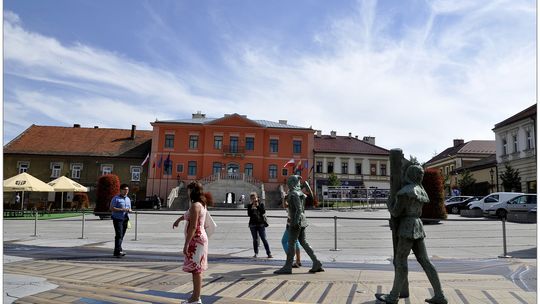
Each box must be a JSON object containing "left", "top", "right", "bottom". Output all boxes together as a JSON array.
[
  {"left": 3, "top": 172, "right": 55, "bottom": 210},
  {"left": 48, "top": 176, "right": 88, "bottom": 211}
]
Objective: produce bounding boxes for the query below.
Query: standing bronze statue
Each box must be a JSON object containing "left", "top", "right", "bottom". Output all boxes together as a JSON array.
[
  {"left": 376, "top": 161, "right": 448, "bottom": 304},
  {"left": 274, "top": 175, "right": 324, "bottom": 274}
]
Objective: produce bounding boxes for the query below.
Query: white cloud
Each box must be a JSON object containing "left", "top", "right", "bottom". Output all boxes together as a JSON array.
[{"left": 3, "top": 1, "right": 536, "bottom": 163}]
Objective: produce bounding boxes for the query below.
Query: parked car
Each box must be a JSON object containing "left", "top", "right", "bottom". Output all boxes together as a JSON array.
[
  {"left": 445, "top": 196, "right": 481, "bottom": 214},
  {"left": 445, "top": 196, "right": 472, "bottom": 204},
  {"left": 467, "top": 192, "right": 524, "bottom": 211},
  {"left": 133, "top": 196, "right": 162, "bottom": 210},
  {"left": 484, "top": 194, "right": 537, "bottom": 218}
]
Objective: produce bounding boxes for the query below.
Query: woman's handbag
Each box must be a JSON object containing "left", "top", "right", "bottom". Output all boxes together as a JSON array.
[
  {"left": 262, "top": 214, "right": 269, "bottom": 227},
  {"left": 204, "top": 211, "right": 218, "bottom": 238}
]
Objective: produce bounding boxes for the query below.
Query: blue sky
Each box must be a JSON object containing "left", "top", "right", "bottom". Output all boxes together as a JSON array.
[{"left": 3, "top": 0, "right": 536, "bottom": 163}]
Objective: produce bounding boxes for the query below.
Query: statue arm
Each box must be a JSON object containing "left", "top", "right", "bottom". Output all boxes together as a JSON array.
[{"left": 289, "top": 194, "right": 301, "bottom": 228}]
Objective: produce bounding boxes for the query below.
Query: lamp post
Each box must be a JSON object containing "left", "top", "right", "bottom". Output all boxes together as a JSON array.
[
  {"left": 176, "top": 174, "right": 180, "bottom": 186},
  {"left": 489, "top": 168, "right": 494, "bottom": 193}
]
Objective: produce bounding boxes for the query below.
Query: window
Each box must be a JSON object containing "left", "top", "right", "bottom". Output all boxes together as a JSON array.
[
  {"left": 165, "top": 134, "right": 174, "bottom": 148},
  {"left": 213, "top": 162, "right": 222, "bottom": 175},
  {"left": 188, "top": 161, "right": 197, "bottom": 176},
  {"left": 164, "top": 159, "right": 173, "bottom": 175},
  {"left": 293, "top": 140, "right": 302, "bottom": 154},
  {"left": 327, "top": 161, "right": 334, "bottom": 173},
  {"left": 214, "top": 136, "right": 223, "bottom": 149},
  {"left": 189, "top": 135, "right": 199, "bottom": 149},
  {"left": 527, "top": 131, "right": 533, "bottom": 149},
  {"left": 245, "top": 163, "right": 253, "bottom": 176},
  {"left": 316, "top": 161, "right": 323, "bottom": 173},
  {"left": 270, "top": 139, "right": 279, "bottom": 153},
  {"left": 71, "top": 163, "right": 82, "bottom": 179},
  {"left": 17, "top": 161, "right": 29, "bottom": 174},
  {"left": 502, "top": 139, "right": 508, "bottom": 155},
  {"left": 230, "top": 136, "right": 238, "bottom": 153},
  {"left": 370, "top": 164, "right": 377, "bottom": 175},
  {"left": 512, "top": 135, "right": 518, "bottom": 153},
  {"left": 131, "top": 166, "right": 141, "bottom": 181},
  {"left": 282, "top": 168, "right": 288, "bottom": 176},
  {"left": 50, "top": 162, "right": 62, "bottom": 178},
  {"left": 341, "top": 162, "right": 348, "bottom": 174},
  {"left": 380, "top": 164, "right": 387, "bottom": 176},
  {"left": 450, "top": 164, "right": 454, "bottom": 172},
  {"left": 176, "top": 164, "right": 184, "bottom": 173},
  {"left": 101, "top": 164, "right": 113, "bottom": 175},
  {"left": 444, "top": 166, "right": 449, "bottom": 175},
  {"left": 355, "top": 163, "right": 362, "bottom": 175},
  {"left": 245, "top": 137, "right": 255, "bottom": 151},
  {"left": 269, "top": 165, "right": 278, "bottom": 179}
]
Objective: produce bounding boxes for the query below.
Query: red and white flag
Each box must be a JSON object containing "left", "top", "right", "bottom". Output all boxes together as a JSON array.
[
  {"left": 283, "top": 158, "right": 295, "bottom": 168},
  {"left": 141, "top": 153, "right": 150, "bottom": 166}
]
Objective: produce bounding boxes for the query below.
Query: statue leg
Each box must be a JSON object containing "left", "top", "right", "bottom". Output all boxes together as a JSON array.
[
  {"left": 274, "top": 227, "right": 298, "bottom": 274},
  {"left": 389, "top": 237, "right": 413, "bottom": 300},
  {"left": 412, "top": 240, "right": 448, "bottom": 304},
  {"left": 297, "top": 227, "right": 324, "bottom": 272}
]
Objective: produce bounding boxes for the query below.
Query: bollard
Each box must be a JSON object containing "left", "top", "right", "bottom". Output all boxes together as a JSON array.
[
  {"left": 134, "top": 211, "right": 138, "bottom": 241},
  {"left": 329, "top": 216, "right": 341, "bottom": 251},
  {"left": 79, "top": 209, "right": 86, "bottom": 239},
  {"left": 498, "top": 217, "right": 511, "bottom": 258},
  {"left": 32, "top": 210, "right": 38, "bottom": 237}
]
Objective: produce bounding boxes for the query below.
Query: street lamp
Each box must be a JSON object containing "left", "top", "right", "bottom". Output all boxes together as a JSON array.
[
  {"left": 489, "top": 168, "right": 494, "bottom": 193},
  {"left": 176, "top": 174, "right": 180, "bottom": 186}
]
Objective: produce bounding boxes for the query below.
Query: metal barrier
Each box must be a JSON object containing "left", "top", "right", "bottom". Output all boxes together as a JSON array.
[{"left": 16, "top": 209, "right": 528, "bottom": 259}]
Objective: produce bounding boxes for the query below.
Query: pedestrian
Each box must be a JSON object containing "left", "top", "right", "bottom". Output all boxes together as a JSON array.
[
  {"left": 172, "top": 181, "right": 213, "bottom": 304},
  {"left": 109, "top": 184, "right": 132, "bottom": 258},
  {"left": 274, "top": 175, "right": 323, "bottom": 274},
  {"left": 15, "top": 193, "right": 20, "bottom": 208},
  {"left": 247, "top": 192, "right": 272, "bottom": 258},
  {"left": 281, "top": 198, "right": 302, "bottom": 267}
]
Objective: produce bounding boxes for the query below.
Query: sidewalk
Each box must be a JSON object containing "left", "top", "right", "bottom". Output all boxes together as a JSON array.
[{"left": 3, "top": 245, "right": 536, "bottom": 304}]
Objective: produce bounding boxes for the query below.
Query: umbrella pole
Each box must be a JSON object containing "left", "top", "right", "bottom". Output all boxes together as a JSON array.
[
  {"left": 61, "top": 192, "right": 64, "bottom": 212},
  {"left": 21, "top": 191, "right": 25, "bottom": 210}
]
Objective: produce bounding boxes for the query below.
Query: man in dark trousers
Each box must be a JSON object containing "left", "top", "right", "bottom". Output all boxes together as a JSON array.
[
  {"left": 274, "top": 175, "right": 323, "bottom": 274},
  {"left": 110, "top": 184, "right": 132, "bottom": 258}
]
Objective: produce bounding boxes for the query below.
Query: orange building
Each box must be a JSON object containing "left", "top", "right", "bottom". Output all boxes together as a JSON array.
[{"left": 146, "top": 112, "right": 314, "bottom": 201}]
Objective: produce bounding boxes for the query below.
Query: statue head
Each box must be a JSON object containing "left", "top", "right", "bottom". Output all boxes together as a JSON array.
[
  {"left": 287, "top": 175, "right": 302, "bottom": 191},
  {"left": 404, "top": 165, "right": 424, "bottom": 185}
]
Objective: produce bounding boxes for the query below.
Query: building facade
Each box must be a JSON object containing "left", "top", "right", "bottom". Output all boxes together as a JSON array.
[
  {"left": 146, "top": 113, "right": 314, "bottom": 200},
  {"left": 424, "top": 139, "right": 496, "bottom": 195},
  {"left": 3, "top": 124, "right": 151, "bottom": 207},
  {"left": 313, "top": 131, "right": 390, "bottom": 196},
  {"left": 492, "top": 104, "right": 536, "bottom": 193}
]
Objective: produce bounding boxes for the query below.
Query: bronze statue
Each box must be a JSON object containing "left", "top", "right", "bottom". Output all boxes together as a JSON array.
[
  {"left": 274, "top": 175, "right": 324, "bottom": 274},
  {"left": 376, "top": 163, "right": 447, "bottom": 304}
]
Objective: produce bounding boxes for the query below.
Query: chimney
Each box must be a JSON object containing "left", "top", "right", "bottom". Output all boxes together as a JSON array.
[
  {"left": 192, "top": 111, "right": 206, "bottom": 119},
  {"left": 348, "top": 132, "right": 352, "bottom": 138},
  {"left": 453, "top": 139, "right": 464, "bottom": 147},
  {"left": 279, "top": 120, "right": 288, "bottom": 125},
  {"left": 73, "top": 124, "right": 80, "bottom": 128},
  {"left": 94, "top": 126, "right": 99, "bottom": 129},
  {"left": 363, "top": 136, "right": 375, "bottom": 145},
  {"left": 131, "top": 125, "right": 136, "bottom": 139},
  {"left": 315, "top": 130, "right": 322, "bottom": 137},
  {"left": 330, "top": 131, "right": 337, "bottom": 138},
  {"left": 355, "top": 135, "right": 358, "bottom": 139}
]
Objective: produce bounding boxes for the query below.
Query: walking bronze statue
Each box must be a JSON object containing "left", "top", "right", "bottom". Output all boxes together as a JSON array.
[
  {"left": 274, "top": 174, "right": 324, "bottom": 274},
  {"left": 376, "top": 150, "right": 447, "bottom": 304}
]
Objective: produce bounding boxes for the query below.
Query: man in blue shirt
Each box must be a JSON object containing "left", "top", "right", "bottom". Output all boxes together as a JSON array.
[{"left": 110, "top": 184, "right": 132, "bottom": 258}]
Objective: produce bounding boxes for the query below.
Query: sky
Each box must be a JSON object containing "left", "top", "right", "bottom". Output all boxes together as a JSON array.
[{"left": 3, "top": 0, "right": 536, "bottom": 163}]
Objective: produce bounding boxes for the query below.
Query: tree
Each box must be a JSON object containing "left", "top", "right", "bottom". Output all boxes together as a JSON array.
[
  {"left": 94, "top": 174, "right": 120, "bottom": 218},
  {"left": 500, "top": 163, "right": 521, "bottom": 192},
  {"left": 457, "top": 170, "right": 476, "bottom": 195},
  {"left": 327, "top": 172, "right": 340, "bottom": 186},
  {"left": 422, "top": 168, "right": 447, "bottom": 221}
]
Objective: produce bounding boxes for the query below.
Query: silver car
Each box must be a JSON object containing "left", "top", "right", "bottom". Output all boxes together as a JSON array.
[{"left": 484, "top": 194, "right": 537, "bottom": 218}]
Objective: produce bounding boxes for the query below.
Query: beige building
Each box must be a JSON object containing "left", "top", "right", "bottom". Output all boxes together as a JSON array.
[{"left": 492, "top": 104, "right": 536, "bottom": 193}]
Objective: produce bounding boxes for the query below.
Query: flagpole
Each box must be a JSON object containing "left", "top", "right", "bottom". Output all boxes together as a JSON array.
[{"left": 152, "top": 154, "right": 157, "bottom": 196}]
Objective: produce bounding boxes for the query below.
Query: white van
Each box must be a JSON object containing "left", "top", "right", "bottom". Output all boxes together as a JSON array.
[{"left": 467, "top": 192, "right": 524, "bottom": 211}]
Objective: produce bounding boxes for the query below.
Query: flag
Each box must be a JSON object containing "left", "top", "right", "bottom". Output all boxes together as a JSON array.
[
  {"left": 141, "top": 153, "right": 150, "bottom": 166},
  {"left": 295, "top": 160, "right": 303, "bottom": 171},
  {"left": 283, "top": 158, "right": 295, "bottom": 168},
  {"left": 164, "top": 153, "right": 171, "bottom": 167},
  {"left": 157, "top": 154, "right": 163, "bottom": 168}
]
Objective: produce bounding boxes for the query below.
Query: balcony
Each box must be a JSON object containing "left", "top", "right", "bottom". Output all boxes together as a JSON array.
[{"left": 222, "top": 145, "right": 245, "bottom": 158}]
